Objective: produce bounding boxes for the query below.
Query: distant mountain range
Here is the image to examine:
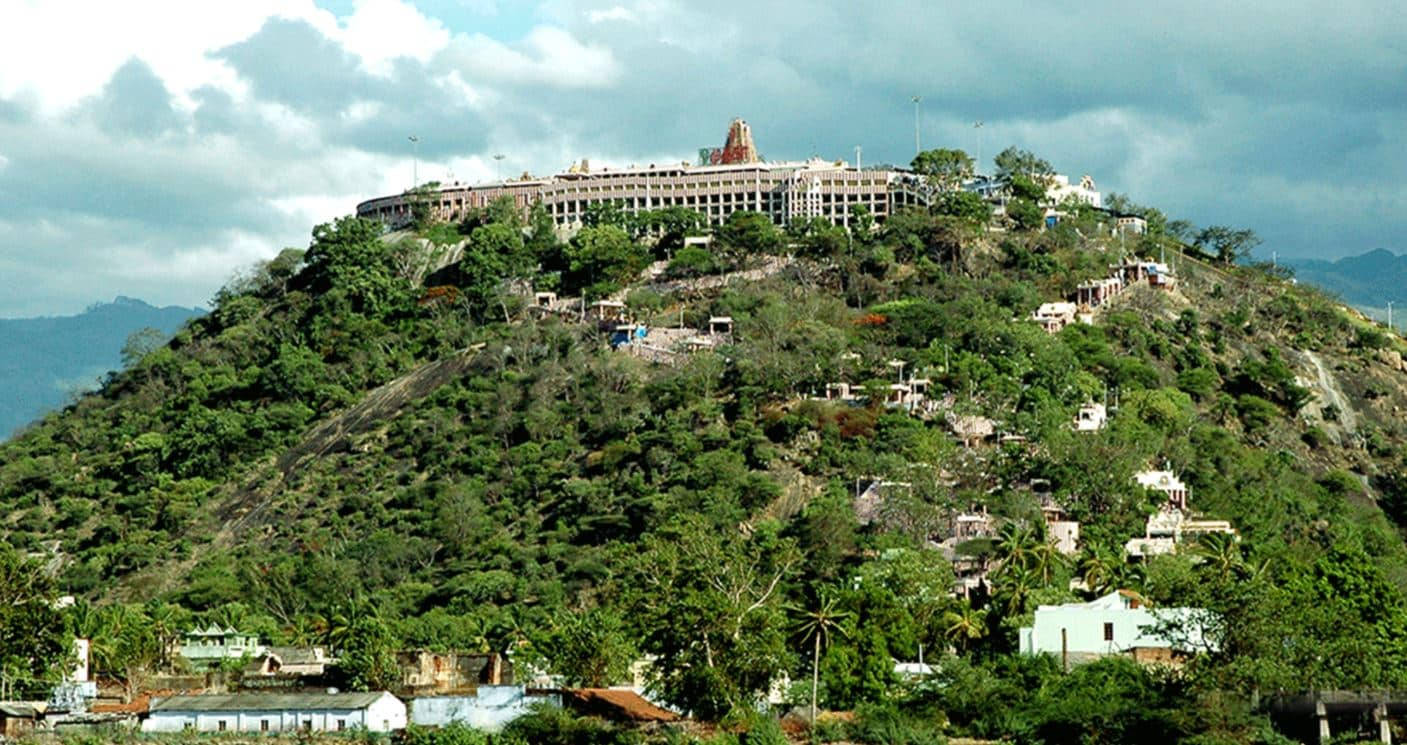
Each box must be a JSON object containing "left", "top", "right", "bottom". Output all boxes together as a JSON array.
[
  {"left": 0, "top": 297, "right": 203, "bottom": 439},
  {"left": 1288, "top": 248, "right": 1407, "bottom": 311}
]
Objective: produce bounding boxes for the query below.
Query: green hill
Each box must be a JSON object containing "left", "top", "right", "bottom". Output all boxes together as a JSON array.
[
  {"left": 0, "top": 296, "right": 203, "bottom": 439},
  {"left": 5, "top": 195, "right": 1407, "bottom": 741}
]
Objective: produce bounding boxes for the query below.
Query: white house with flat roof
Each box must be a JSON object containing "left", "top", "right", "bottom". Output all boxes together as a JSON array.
[
  {"left": 1134, "top": 470, "right": 1189, "bottom": 511},
  {"left": 144, "top": 692, "right": 406, "bottom": 734},
  {"left": 1074, "top": 402, "right": 1108, "bottom": 432},
  {"left": 1018, "top": 591, "right": 1212, "bottom": 664}
]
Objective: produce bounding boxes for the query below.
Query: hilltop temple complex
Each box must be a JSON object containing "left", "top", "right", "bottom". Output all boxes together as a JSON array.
[{"left": 356, "top": 119, "right": 934, "bottom": 230}]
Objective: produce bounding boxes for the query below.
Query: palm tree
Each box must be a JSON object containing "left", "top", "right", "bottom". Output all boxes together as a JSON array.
[
  {"left": 1194, "top": 532, "right": 1243, "bottom": 580},
  {"left": 1112, "top": 559, "right": 1147, "bottom": 595},
  {"left": 792, "top": 595, "right": 850, "bottom": 724},
  {"left": 144, "top": 602, "right": 184, "bottom": 670},
  {"left": 1077, "top": 547, "right": 1120, "bottom": 596},
  {"left": 993, "top": 522, "right": 1038, "bottom": 572},
  {"left": 942, "top": 600, "right": 988, "bottom": 653},
  {"left": 993, "top": 562, "right": 1037, "bottom": 617},
  {"left": 1026, "top": 527, "right": 1067, "bottom": 587}
]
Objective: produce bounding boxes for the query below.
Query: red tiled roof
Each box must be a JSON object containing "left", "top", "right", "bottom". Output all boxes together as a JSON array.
[{"left": 563, "top": 689, "right": 679, "bottom": 722}]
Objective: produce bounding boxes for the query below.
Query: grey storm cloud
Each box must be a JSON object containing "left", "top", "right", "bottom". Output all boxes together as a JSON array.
[
  {"left": 209, "top": 20, "right": 489, "bottom": 158},
  {"left": 214, "top": 18, "right": 373, "bottom": 116},
  {"left": 2, "top": 0, "right": 1405, "bottom": 318},
  {"left": 84, "top": 58, "right": 184, "bottom": 139}
]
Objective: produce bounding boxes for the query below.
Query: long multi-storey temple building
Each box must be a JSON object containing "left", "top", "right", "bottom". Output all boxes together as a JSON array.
[{"left": 356, "top": 119, "right": 934, "bottom": 230}]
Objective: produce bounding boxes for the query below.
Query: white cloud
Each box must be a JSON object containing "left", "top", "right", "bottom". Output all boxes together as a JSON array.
[
  {"left": 440, "top": 25, "right": 621, "bottom": 88},
  {"left": 587, "top": 5, "right": 634, "bottom": 23},
  {"left": 337, "top": 0, "right": 451, "bottom": 74},
  {"left": 0, "top": 1, "right": 331, "bottom": 114}
]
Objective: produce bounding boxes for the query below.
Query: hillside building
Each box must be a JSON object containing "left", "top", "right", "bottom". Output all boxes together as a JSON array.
[
  {"left": 1041, "top": 496, "right": 1081, "bottom": 555},
  {"left": 1134, "top": 470, "right": 1189, "bottom": 511},
  {"left": 1043, "top": 174, "right": 1102, "bottom": 209},
  {"left": 242, "top": 647, "right": 334, "bottom": 678},
  {"left": 1031, "top": 302, "right": 1079, "bottom": 333},
  {"left": 1125, "top": 507, "right": 1238, "bottom": 558},
  {"left": 1074, "top": 402, "right": 1108, "bottom": 432},
  {"left": 1018, "top": 591, "right": 1212, "bottom": 664},
  {"left": 177, "top": 626, "right": 264, "bottom": 670}
]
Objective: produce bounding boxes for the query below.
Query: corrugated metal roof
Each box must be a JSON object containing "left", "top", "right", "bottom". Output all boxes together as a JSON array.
[
  {"left": 0, "top": 703, "right": 40, "bottom": 718},
  {"left": 149, "top": 692, "right": 390, "bottom": 713}
]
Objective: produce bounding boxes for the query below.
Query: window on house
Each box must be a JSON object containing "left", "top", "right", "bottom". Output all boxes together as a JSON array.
[
  {"left": 302, "top": 720, "right": 312, "bottom": 731},
  {"left": 1103, "top": 622, "right": 1115, "bottom": 641},
  {"left": 217, "top": 720, "right": 227, "bottom": 732},
  {"left": 337, "top": 720, "right": 346, "bottom": 731},
  {"left": 260, "top": 720, "right": 269, "bottom": 732}
]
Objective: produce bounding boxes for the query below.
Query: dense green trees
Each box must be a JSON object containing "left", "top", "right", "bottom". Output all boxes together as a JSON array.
[
  {"left": 0, "top": 548, "right": 67, "bottom": 697},
  {"left": 911, "top": 148, "right": 974, "bottom": 190},
  {"left": 2, "top": 150, "right": 1406, "bottom": 744}
]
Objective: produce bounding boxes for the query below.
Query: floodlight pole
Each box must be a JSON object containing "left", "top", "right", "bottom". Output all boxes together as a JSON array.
[
  {"left": 973, "top": 120, "right": 984, "bottom": 176},
  {"left": 408, "top": 135, "right": 420, "bottom": 188},
  {"left": 494, "top": 153, "right": 506, "bottom": 182},
  {"left": 911, "top": 96, "right": 922, "bottom": 155}
]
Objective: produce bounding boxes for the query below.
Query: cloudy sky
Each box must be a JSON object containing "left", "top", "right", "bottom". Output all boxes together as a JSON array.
[{"left": 1, "top": 0, "right": 1403, "bottom": 317}]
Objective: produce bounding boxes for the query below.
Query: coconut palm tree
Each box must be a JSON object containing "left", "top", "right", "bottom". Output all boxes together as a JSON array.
[
  {"left": 791, "top": 595, "right": 850, "bottom": 724},
  {"left": 993, "top": 562, "right": 1038, "bottom": 617},
  {"left": 1077, "top": 547, "right": 1121, "bottom": 597},
  {"left": 993, "top": 522, "right": 1038, "bottom": 572},
  {"left": 942, "top": 600, "right": 988, "bottom": 653},
  {"left": 1194, "top": 532, "right": 1243, "bottom": 580}
]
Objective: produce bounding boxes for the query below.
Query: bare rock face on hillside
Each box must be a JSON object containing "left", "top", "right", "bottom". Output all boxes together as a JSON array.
[{"left": 1379, "top": 347, "right": 1405, "bottom": 373}]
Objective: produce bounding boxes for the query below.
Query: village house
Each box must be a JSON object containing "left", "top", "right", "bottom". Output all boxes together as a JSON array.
[
  {"left": 1041, "top": 496, "right": 1081, "bottom": 555},
  {"left": 1113, "top": 213, "right": 1148, "bottom": 235},
  {"left": 1018, "top": 591, "right": 1212, "bottom": 665},
  {"left": 1074, "top": 402, "right": 1108, "bottom": 432},
  {"left": 1113, "top": 258, "right": 1176, "bottom": 290},
  {"left": 242, "top": 646, "right": 334, "bottom": 679},
  {"left": 1030, "top": 302, "right": 1079, "bottom": 333},
  {"left": 0, "top": 704, "right": 42, "bottom": 738},
  {"left": 397, "top": 650, "right": 511, "bottom": 696},
  {"left": 1076, "top": 276, "right": 1123, "bottom": 308},
  {"left": 947, "top": 413, "right": 997, "bottom": 447},
  {"left": 1125, "top": 506, "right": 1238, "bottom": 558},
  {"left": 1134, "top": 469, "right": 1189, "bottom": 511},
  {"left": 1043, "top": 173, "right": 1102, "bottom": 209},
  {"left": 143, "top": 692, "right": 406, "bottom": 734},
  {"left": 177, "top": 626, "right": 265, "bottom": 671},
  {"left": 588, "top": 300, "right": 628, "bottom": 324}
]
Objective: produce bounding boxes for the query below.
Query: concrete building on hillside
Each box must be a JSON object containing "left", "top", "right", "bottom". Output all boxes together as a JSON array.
[
  {"left": 177, "top": 626, "right": 264, "bottom": 670},
  {"left": 1044, "top": 174, "right": 1102, "bottom": 209},
  {"left": 1074, "top": 402, "right": 1108, "bottom": 432},
  {"left": 143, "top": 692, "right": 406, "bottom": 734},
  {"left": 1125, "top": 507, "right": 1238, "bottom": 558},
  {"left": 397, "top": 651, "right": 511, "bottom": 696},
  {"left": 1018, "top": 591, "right": 1212, "bottom": 665},
  {"left": 1031, "top": 302, "right": 1079, "bottom": 333},
  {"left": 1134, "top": 470, "right": 1189, "bottom": 511},
  {"left": 242, "top": 647, "right": 334, "bottom": 678}
]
